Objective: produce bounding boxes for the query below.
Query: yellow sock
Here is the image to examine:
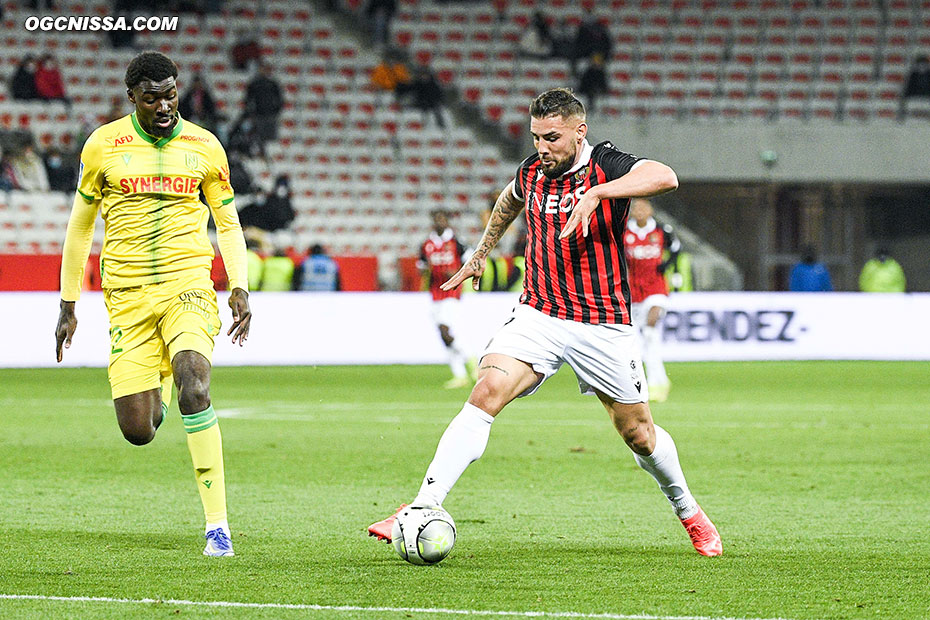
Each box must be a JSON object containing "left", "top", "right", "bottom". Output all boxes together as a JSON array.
[{"left": 182, "top": 405, "right": 227, "bottom": 524}]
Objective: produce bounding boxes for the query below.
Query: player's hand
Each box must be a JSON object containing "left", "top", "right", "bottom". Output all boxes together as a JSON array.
[
  {"left": 440, "top": 255, "right": 486, "bottom": 292},
  {"left": 55, "top": 300, "right": 77, "bottom": 363},
  {"left": 559, "top": 188, "right": 605, "bottom": 240},
  {"left": 227, "top": 288, "right": 251, "bottom": 346}
]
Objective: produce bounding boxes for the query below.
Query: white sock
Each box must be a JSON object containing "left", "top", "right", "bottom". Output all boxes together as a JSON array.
[
  {"left": 205, "top": 520, "right": 229, "bottom": 535},
  {"left": 633, "top": 425, "right": 697, "bottom": 519},
  {"left": 413, "top": 403, "right": 495, "bottom": 507},
  {"left": 448, "top": 342, "right": 467, "bottom": 378},
  {"left": 642, "top": 325, "right": 668, "bottom": 385}
]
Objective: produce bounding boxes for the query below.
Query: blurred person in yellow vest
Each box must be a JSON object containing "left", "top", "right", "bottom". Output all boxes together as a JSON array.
[
  {"left": 859, "top": 247, "right": 906, "bottom": 293},
  {"left": 664, "top": 250, "right": 694, "bottom": 292},
  {"left": 245, "top": 236, "right": 265, "bottom": 291},
  {"left": 260, "top": 249, "right": 295, "bottom": 291}
]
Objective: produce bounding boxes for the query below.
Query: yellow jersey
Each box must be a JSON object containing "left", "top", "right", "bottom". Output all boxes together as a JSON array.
[{"left": 61, "top": 113, "right": 247, "bottom": 299}]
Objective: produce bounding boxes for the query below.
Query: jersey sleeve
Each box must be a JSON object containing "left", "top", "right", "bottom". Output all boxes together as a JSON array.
[
  {"left": 204, "top": 139, "right": 248, "bottom": 291},
  {"left": 593, "top": 142, "right": 643, "bottom": 181},
  {"left": 75, "top": 131, "right": 104, "bottom": 203},
  {"left": 202, "top": 138, "right": 236, "bottom": 209}
]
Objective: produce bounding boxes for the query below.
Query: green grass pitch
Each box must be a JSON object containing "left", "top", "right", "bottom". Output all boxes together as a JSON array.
[{"left": 0, "top": 362, "right": 928, "bottom": 620}]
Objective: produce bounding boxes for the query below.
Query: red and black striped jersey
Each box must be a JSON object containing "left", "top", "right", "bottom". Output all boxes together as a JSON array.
[
  {"left": 512, "top": 140, "right": 643, "bottom": 325},
  {"left": 624, "top": 218, "right": 680, "bottom": 302},
  {"left": 419, "top": 228, "right": 467, "bottom": 301}
]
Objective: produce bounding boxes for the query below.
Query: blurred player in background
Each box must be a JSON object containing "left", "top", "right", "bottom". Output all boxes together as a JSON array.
[
  {"left": 420, "top": 209, "right": 476, "bottom": 388},
  {"left": 625, "top": 198, "right": 680, "bottom": 402},
  {"left": 54, "top": 51, "right": 251, "bottom": 557},
  {"left": 370, "top": 88, "right": 721, "bottom": 556}
]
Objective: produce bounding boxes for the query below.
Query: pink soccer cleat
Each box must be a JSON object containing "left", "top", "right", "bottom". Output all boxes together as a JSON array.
[
  {"left": 681, "top": 506, "right": 722, "bottom": 556},
  {"left": 367, "top": 504, "right": 408, "bottom": 543}
]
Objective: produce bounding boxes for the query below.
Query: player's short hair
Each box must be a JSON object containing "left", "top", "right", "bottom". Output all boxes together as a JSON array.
[
  {"left": 529, "top": 88, "right": 586, "bottom": 121},
  {"left": 125, "top": 51, "right": 178, "bottom": 90}
]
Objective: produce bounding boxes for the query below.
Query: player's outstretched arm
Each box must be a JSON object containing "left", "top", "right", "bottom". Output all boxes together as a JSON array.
[
  {"left": 560, "top": 161, "right": 678, "bottom": 239},
  {"left": 441, "top": 182, "right": 525, "bottom": 292},
  {"left": 55, "top": 300, "right": 78, "bottom": 363},
  {"left": 227, "top": 288, "right": 251, "bottom": 346}
]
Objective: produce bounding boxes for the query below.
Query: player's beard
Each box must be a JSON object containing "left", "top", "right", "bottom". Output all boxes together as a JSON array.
[{"left": 540, "top": 146, "right": 576, "bottom": 179}]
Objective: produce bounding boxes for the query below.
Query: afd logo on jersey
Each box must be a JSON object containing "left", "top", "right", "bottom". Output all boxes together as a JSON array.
[
  {"left": 531, "top": 186, "right": 587, "bottom": 214},
  {"left": 663, "top": 309, "right": 801, "bottom": 343}
]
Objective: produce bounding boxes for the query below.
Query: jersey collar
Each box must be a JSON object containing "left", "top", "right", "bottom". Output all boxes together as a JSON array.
[
  {"left": 130, "top": 112, "right": 184, "bottom": 148},
  {"left": 429, "top": 228, "right": 454, "bottom": 245},
  {"left": 627, "top": 217, "right": 657, "bottom": 237},
  {"left": 560, "top": 139, "right": 593, "bottom": 178}
]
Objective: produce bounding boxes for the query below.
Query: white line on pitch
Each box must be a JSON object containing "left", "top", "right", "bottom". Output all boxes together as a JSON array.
[{"left": 0, "top": 594, "right": 800, "bottom": 620}]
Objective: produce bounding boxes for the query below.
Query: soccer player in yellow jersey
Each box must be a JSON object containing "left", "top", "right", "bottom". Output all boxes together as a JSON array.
[{"left": 54, "top": 51, "right": 251, "bottom": 557}]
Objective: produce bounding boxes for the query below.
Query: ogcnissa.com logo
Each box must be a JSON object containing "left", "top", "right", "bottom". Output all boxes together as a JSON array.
[{"left": 24, "top": 15, "right": 179, "bottom": 32}]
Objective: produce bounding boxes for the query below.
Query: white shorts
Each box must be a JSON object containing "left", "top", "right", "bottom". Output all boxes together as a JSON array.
[
  {"left": 431, "top": 297, "right": 460, "bottom": 330},
  {"left": 631, "top": 294, "right": 668, "bottom": 328},
  {"left": 483, "top": 304, "right": 648, "bottom": 403}
]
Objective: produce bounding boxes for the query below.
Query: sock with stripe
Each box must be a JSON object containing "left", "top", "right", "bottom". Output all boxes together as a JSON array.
[
  {"left": 413, "top": 403, "right": 495, "bottom": 507},
  {"left": 182, "top": 405, "right": 227, "bottom": 525}
]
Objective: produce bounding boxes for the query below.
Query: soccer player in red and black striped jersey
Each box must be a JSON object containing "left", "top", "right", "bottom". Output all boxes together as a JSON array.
[
  {"left": 625, "top": 198, "right": 681, "bottom": 402},
  {"left": 419, "top": 209, "right": 475, "bottom": 388},
  {"left": 369, "top": 88, "right": 721, "bottom": 556}
]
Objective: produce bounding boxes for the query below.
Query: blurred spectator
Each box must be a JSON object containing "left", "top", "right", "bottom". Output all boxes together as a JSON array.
[
  {"left": 409, "top": 64, "right": 446, "bottom": 129},
  {"left": 903, "top": 55, "right": 930, "bottom": 99},
  {"left": 243, "top": 63, "right": 283, "bottom": 146},
  {"left": 296, "top": 244, "right": 341, "bottom": 291},
  {"left": 227, "top": 151, "right": 255, "bottom": 195},
  {"left": 35, "top": 54, "right": 70, "bottom": 107},
  {"left": 370, "top": 49, "right": 412, "bottom": 99},
  {"left": 0, "top": 147, "right": 15, "bottom": 191},
  {"left": 105, "top": 96, "right": 125, "bottom": 123},
  {"left": 789, "top": 245, "right": 833, "bottom": 292},
  {"left": 550, "top": 18, "right": 576, "bottom": 62},
  {"left": 230, "top": 27, "right": 261, "bottom": 71},
  {"left": 9, "top": 143, "right": 51, "bottom": 191},
  {"left": 365, "top": 0, "right": 397, "bottom": 47},
  {"left": 518, "top": 12, "right": 553, "bottom": 60},
  {"left": 43, "top": 146, "right": 77, "bottom": 192},
  {"left": 237, "top": 175, "right": 294, "bottom": 232},
  {"left": 179, "top": 73, "right": 219, "bottom": 132},
  {"left": 859, "top": 248, "right": 906, "bottom": 293},
  {"left": 578, "top": 54, "right": 608, "bottom": 113},
  {"left": 10, "top": 55, "right": 39, "bottom": 101},
  {"left": 227, "top": 114, "right": 264, "bottom": 159},
  {"left": 260, "top": 250, "right": 295, "bottom": 292},
  {"left": 572, "top": 11, "right": 612, "bottom": 75}
]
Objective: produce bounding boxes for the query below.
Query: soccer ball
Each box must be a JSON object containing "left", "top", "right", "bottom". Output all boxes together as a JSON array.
[{"left": 391, "top": 505, "right": 456, "bottom": 565}]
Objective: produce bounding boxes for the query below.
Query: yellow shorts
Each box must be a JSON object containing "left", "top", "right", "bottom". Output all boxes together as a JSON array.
[{"left": 104, "top": 273, "right": 221, "bottom": 399}]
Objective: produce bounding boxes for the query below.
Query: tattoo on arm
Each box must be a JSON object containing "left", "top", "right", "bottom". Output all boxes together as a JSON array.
[
  {"left": 471, "top": 185, "right": 524, "bottom": 265},
  {"left": 480, "top": 364, "right": 510, "bottom": 376}
]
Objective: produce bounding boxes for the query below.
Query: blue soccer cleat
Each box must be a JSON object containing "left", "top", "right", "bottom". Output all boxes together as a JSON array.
[{"left": 203, "top": 527, "right": 235, "bottom": 557}]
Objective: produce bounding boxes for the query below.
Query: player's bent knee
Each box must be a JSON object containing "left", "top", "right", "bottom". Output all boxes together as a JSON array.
[
  {"left": 621, "top": 426, "right": 654, "bottom": 455},
  {"left": 119, "top": 420, "right": 156, "bottom": 445},
  {"left": 467, "top": 376, "right": 508, "bottom": 416}
]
